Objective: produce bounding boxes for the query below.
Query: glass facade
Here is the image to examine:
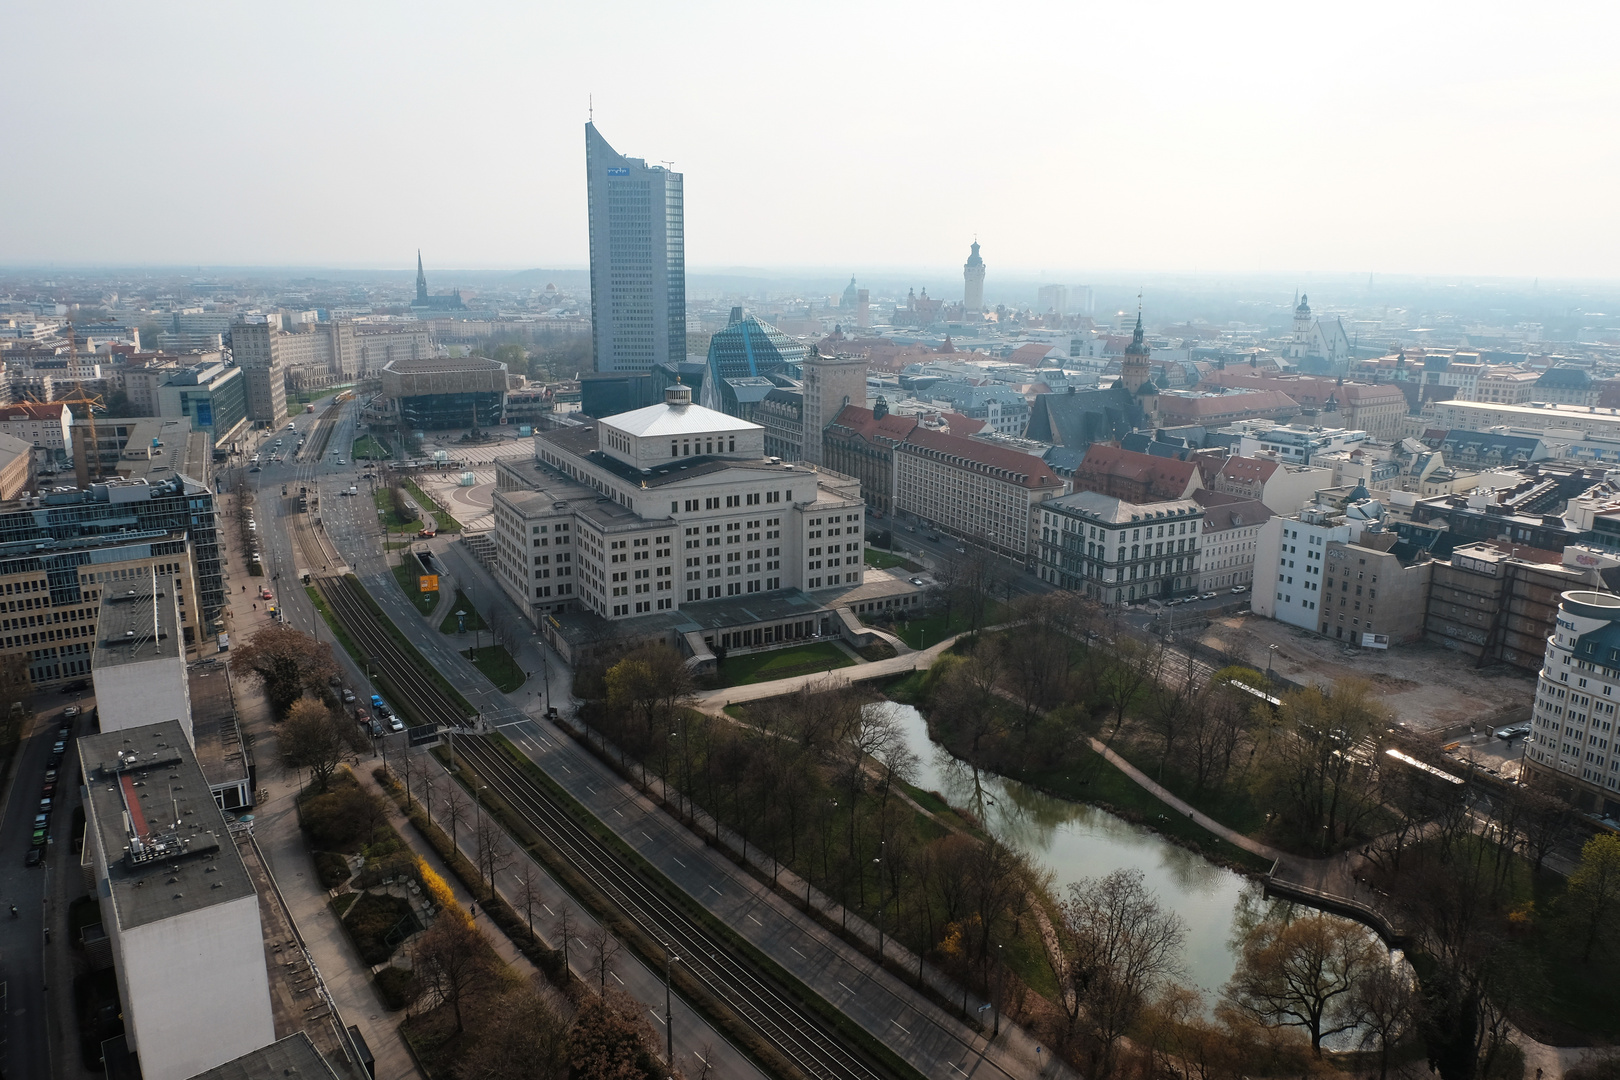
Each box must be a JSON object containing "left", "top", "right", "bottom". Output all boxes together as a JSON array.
[{"left": 399, "top": 392, "right": 505, "bottom": 430}]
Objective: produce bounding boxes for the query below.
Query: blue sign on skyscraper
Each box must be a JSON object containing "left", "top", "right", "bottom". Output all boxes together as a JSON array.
[{"left": 606, "top": 167, "right": 629, "bottom": 176}]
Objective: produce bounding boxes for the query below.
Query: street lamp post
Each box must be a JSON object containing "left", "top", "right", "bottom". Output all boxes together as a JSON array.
[{"left": 1266, "top": 642, "right": 1278, "bottom": 679}]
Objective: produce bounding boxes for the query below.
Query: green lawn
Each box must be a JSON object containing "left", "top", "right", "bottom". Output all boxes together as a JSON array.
[
  {"left": 707, "top": 640, "right": 855, "bottom": 687},
  {"left": 371, "top": 486, "right": 422, "bottom": 536},
  {"left": 888, "top": 599, "right": 1009, "bottom": 649},
  {"left": 862, "top": 548, "right": 921, "bottom": 571},
  {"left": 438, "top": 590, "right": 489, "bottom": 635},
  {"left": 401, "top": 477, "right": 462, "bottom": 533},
  {"left": 391, "top": 555, "right": 440, "bottom": 616},
  {"left": 466, "top": 645, "right": 525, "bottom": 692},
  {"left": 352, "top": 434, "right": 391, "bottom": 460}
]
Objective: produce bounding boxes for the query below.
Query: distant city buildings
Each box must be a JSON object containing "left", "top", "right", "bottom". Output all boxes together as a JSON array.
[{"left": 585, "top": 122, "right": 686, "bottom": 373}]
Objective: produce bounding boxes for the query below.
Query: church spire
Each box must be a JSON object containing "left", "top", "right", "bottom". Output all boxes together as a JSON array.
[{"left": 415, "top": 250, "right": 428, "bottom": 303}]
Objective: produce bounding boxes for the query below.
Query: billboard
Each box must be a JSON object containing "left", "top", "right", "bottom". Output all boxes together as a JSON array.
[
  {"left": 1361, "top": 633, "right": 1389, "bottom": 649},
  {"left": 407, "top": 723, "right": 442, "bottom": 748},
  {"left": 419, "top": 574, "right": 439, "bottom": 593}
]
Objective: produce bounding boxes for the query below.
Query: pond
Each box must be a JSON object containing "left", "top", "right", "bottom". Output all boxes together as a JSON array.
[{"left": 873, "top": 700, "right": 1275, "bottom": 999}]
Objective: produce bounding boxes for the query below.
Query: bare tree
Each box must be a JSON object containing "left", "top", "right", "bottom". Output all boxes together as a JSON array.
[
  {"left": 513, "top": 860, "right": 545, "bottom": 943},
  {"left": 584, "top": 926, "right": 623, "bottom": 995},
  {"left": 1350, "top": 958, "right": 1419, "bottom": 1080},
  {"left": 1095, "top": 636, "right": 1161, "bottom": 742},
  {"left": 475, "top": 812, "right": 514, "bottom": 898},
  {"left": 1052, "top": 868, "right": 1187, "bottom": 1079},
  {"left": 552, "top": 902, "right": 576, "bottom": 979},
  {"left": 443, "top": 780, "right": 471, "bottom": 853}
]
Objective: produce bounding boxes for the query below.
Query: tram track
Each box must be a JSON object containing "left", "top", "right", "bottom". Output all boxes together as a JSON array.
[{"left": 280, "top": 418, "right": 906, "bottom": 1080}]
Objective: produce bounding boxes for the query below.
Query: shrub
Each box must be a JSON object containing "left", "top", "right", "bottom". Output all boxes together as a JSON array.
[
  {"left": 417, "top": 861, "right": 458, "bottom": 916},
  {"left": 374, "top": 964, "right": 419, "bottom": 1011},
  {"left": 343, "top": 891, "right": 418, "bottom": 966},
  {"left": 313, "top": 851, "right": 353, "bottom": 890},
  {"left": 331, "top": 893, "right": 357, "bottom": 917}
]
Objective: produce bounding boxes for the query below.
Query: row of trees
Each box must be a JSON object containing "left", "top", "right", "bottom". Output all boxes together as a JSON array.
[{"left": 589, "top": 648, "right": 1047, "bottom": 1008}]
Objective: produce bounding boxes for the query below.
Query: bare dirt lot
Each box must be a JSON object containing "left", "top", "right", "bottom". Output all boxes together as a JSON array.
[{"left": 1198, "top": 612, "right": 1537, "bottom": 733}]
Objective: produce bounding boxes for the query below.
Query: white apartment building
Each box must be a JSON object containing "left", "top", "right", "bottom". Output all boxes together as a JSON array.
[
  {"left": 78, "top": 720, "right": 275, "bottom": 1079},
  {"left": 0, "top": 401, "right": 73, "bottom": 465},
  {"left": 1195, "top": 493, "right": 1272, "bottom": 592},
  {"left": 1036, "top": 491, "right": 1202, "bottom": 605},
  {"left": 492, "top": 385, "right": 890, "bottom": 650},
  {"left": 1250, "top": 507, "right": 1351, "bottom": 630},
  {"left": 1428, "top": 399, "right": 1620, "bottom": 442},
  {"left": 1525, "top": 590, "right": 1620, "bottom": 814}
]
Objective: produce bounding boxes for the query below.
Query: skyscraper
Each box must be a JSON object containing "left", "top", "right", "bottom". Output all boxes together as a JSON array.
[
  {"left": 586, "top": 122, "right": 686, "bottom": 373},
  {"left": 963, "top": 240, "right": 985, "bottom": 312}
]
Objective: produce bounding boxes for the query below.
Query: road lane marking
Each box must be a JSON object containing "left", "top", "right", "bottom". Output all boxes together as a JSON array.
[
  {"left": 838, "top": 981, "right": 854, "bottom": 994},
  {"left": 791, "top": 947, "right": 806, "bottom": 958},
  {"left": 673, "top": 858, "right": 685, "bottom": 868},
  {"left": 747, "top": 914, "right": 762, "bottom": 925},
  {"left": 706, "top": 885, "right": 721, "bottom": 895},
  {"left": 890, "top": 1019, "right": 910, "bottom": 1034},
  {"left": 640, "top": 831, "right": 653, "bottom": 842}
]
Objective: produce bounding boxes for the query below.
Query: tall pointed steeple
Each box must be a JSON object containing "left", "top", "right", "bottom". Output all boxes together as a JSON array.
[{"left": 415, "top": 250, "right": 428, "bottom": 304}]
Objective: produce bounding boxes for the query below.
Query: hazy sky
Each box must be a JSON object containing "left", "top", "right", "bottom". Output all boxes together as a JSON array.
[{"left": 5, "top": 1, "right": 1617, "bottom": 279}]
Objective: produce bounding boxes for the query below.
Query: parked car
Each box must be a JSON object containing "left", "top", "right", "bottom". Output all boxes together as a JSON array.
[
  {"left": 25, "top": 847, "right": 42, "bottom": 867},
  {"left": 56, "top": 724, "right": 70, "bottom": 740},
  {"left": 1231, "top": 585, "right": 1247, "bottom": 594},
  {"left": 342, "top": 689, "right": 356, "bottom": 704},
  {"left": 368, "top": 718, "right": 384, "bottom": 737},
  {"left": 1201, "top": 592, "right": 1218, "bottom": 600},
  {"left": 59, "top": 680, "right": 87, "bottom": 694},
  {"left": 51, "top": 740, "right": 65, "bottom": 756},
  {"left": 909, "top": 577, "right": 925, "bottom": 586},
  {"left": 260, "top": 587, "right": 273, "bottom": 600},
  {"left": 1495, "top": 723, "right": 1532, "bottom": 742},
  {"left": 43, "top": 768, "right": 57, "bottom": 784},
  {"left": 40, "top": 780, "right": 54, "bottom": 797},
  {"left": 388, "top": 715, "right": 405, "bottom": 733},
  {"left": 38, "top": 796, "right": 52, "bottom": 815},
  {"left": 369, "top": 694, "right": 385, "bottom": 709},
  {"left": 63, "top": 705, "right": 79, "bottom": 719}
]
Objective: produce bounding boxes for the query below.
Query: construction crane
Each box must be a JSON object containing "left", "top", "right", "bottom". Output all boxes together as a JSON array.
[{"left": 34, "top": 322, "right": 107, "bottom": 484}]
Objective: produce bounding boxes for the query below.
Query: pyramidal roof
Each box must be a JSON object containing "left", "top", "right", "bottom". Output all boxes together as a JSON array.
[{"left": 603, "top": 395, "right": 759, "bottom": 438}]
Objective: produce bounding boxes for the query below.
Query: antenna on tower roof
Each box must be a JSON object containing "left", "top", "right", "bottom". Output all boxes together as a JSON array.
[{"left": 588, "top": 94, "right": 593, "bottom": 122}]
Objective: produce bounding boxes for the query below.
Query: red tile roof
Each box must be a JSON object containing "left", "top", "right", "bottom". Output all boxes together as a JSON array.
[
  {"left": 899, "top": 426, "right": 1063, "bottom": 489},
  {"left": 1074, "top": 444, "right": 1201, "bottom": 499}
]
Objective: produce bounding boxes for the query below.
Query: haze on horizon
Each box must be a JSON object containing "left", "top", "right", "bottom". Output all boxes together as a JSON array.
[{"left": 4, "top": 0, "right": 1617, "bottom": 280}]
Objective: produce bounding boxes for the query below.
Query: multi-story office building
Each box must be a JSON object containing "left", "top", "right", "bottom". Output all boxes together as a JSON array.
[
  {"left": 228, "top": 318, "right": 289, "bottom": 427},
  {"left": 0, "top": 475, "right": 222, "bottom": 620},
  {"left": 1036, "top": 491, "right": 1203, "bottom": 604},
  {"left": 156, "top": 362, "right": 247, "bottom": 444},
  {"left": 1476, "top": 367, "right": 1540, "bottom": 404},
  {"left": 490, "top": 383, "right": 908, "bottom": 663},
  {"left": 78, "top": 719, "right": 275, "bottom": 1080},
  {"left": 1525, "top": 589, "right": 1620, "bottom": 813},
  {"left": 1425, "top": 542, "right": 1603, "bottom": 672},
  {"left": 895, "top": 426, "right": 1064, "bottom": 560},
  {"left": 1532, "top": 366, "right": 1600, "bottom": 407},
  {"left": 822, "top": 401, "right": 921, "bottom": 517},
  {"left": 0, "top": 531, "right": 197, "bottom": 687},
  {"left": 585, "top": 122, "right": 685, "bottom": 373}
]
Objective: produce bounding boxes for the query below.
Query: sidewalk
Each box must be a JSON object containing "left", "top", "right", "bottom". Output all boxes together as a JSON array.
[{"left": 374, "top": 744, "right": 767, "bottom": 1080}]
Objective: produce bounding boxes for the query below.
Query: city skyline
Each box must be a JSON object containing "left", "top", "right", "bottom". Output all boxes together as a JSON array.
[{"left": 2, "top": 2, "right": 1618, "bottom": 279}]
